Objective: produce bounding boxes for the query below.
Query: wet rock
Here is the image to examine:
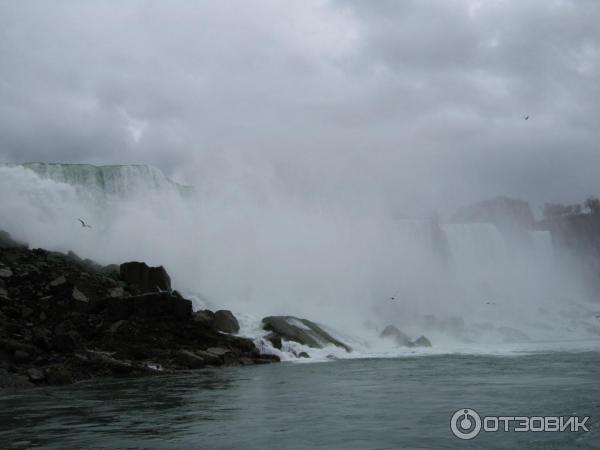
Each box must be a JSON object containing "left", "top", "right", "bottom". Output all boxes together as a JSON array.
[
  {"left": 413, "top": 336, "right": 432, "bottom": 347},
  {"left": 100, "top": 264, "right": 120, "bottom": 280},
  {"left": 380, "top": 325, "right": 414, "bottom": 347},
  {"left": 21, "top": 306, "right": 34, "bottom": 319},
  {"left": 45, "top": 365, "right": 73, "bottom": 385},
  {"left": 108, "top": 287, "right": 125, "bottom": 298},
  {"left": 213, "top": 310, "right": 240, "bottom": 334},
  {"left": 103, "top": 292, "right": 192, "bottom": 321},
  {"left": 53, "top": 329, "right": 80, "bottom": 352},
  {"left": 33, "top": 328, "right": 52, "bottom": 350},
  {"left": 49, "top": 275, "right": 67, "bottom": 287},
  {"left": 206, "top": 347, "right": 230, "bottom": 356},
  {"left": 13, "top": 350, "right": 30, "bottom": 363},
  {"left": 27, "top": 368, "right": 45, "bottom": 382},
  {"left": 120, "top": 261, "right": 171, "bottom": 293},
  {"left": 265, "top": 332, "right": 282, "bottom": 350},
  {"left": 0, "top": 268, "right": 13, "bottom": 278},
  {"left": 262, "top": 316, "right": 351, "bottom": 352},
  {"left": 107, "top": 320, "right": 127, "bottom": 334},
  {"left": 176, "top": 350, "right": 205, "bottom": 368},
  {"left": 66, "top": 251, "right": 82, "bottom": 263},
  {"left": 193, "top": 310, "right": 215, "bottom": 327},
  {"left": 87, "top": 352, "right": 134, "bottom": 374},
  {"left": 298, "top": 351, "right": 310, "bottom": 358},
  {"left": 71, "top": 287, "right": 88, "bottom": 303},
  {"left": 0, "top": 368, "right": 32, "bottom": 389},
  {"left": 195, "top": 349, "right": 222, "bottom": 365}
]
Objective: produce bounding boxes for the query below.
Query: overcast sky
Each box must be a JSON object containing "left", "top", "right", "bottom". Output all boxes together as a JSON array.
[{"left": 0, "top": 0, "right": 598, "bottom": 214}]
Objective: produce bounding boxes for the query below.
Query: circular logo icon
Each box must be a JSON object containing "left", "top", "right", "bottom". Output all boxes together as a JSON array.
[{"left": 450, "top": 408, "right": 482, "bottom": 440}]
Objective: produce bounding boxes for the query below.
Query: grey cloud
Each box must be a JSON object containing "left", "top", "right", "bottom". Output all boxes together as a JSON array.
[{"left": 0, "top": 0, "right": 598, "bottom": 214}]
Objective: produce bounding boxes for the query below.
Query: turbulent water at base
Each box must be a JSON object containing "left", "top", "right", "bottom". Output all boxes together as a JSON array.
[
  {"left": 1, "top": 163, "right": 599, "bottom": 361},
  {"left": 1, "top": 352, "right": 599, "bottom": 449}
]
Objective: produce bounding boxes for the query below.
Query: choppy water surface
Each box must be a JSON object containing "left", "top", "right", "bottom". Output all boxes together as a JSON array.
[{"left": 1, "top": 351, "right": 599, "bottom": 449}]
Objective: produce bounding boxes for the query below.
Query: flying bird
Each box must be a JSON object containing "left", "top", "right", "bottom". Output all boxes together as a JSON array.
[
  {"left": 78, "top": 219, "right": 92, "bottom": 228},
  {"left": 524, "top": 115, "right": 529, "bottom": 120}
]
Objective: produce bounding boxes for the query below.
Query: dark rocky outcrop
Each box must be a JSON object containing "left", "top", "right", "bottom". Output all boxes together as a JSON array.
[
  {"left": 380, "top": 325, "right": 432, "bottom": 348},
  {"left": 380, "top": 325, "right": 412, "bottom": 347},
  {"left": 120, "top": 261, "right": 171, "bottom": 293},
  {"left": 191, "top": 309, "right": 240, "bottom": 334},
  {"left": 213, "top": 310, "right": 240, "bottom": 334},
  {"left": 262, "top": 316, "right": 351, "bottom": 352},
  {"left": 0, "top": 230, "right": 278, "bottom": 389}
]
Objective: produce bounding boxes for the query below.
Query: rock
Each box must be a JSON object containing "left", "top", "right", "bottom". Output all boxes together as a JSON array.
[
  {"left": 413, "top": 336, "right": 432, "bottom": 347},
  {"left": 72, "top": 287, "right": 88, "bottom": 303},
  {"left": 213, "top": 310, "right": 240, "bottom": 334},
  {"left": 13, "top": 350, "right": 30, "bottom": 363},
  {"left": 298, "top": 351, "right": 310, "bottom": 358},
  {"left": 100, "top": 264, "right": 120, "bottom": 280},
  {"left": 87, "top": 352, "right": 134, "bottom": 374},
  {"left": 206, "top": 347, "right": 230, "bottom": 356},
  {"left": 21, "top": 306, "right": 34, "bottom": 319},
  {"left": 103, "top": 292, "right": 192, "bottom": 321},
  {"left": 45, "top": 365, "right": 73, "bottom": 385},
  {"left": 0, "top": 368, "right": 32, "bottom": 389},
  {"left": 108, "top": 287, "right": 125, "bottom": 298},
  {"left": 107, "top": 320, "right": 127, "bottom": 334},
  {"left": 265, "top": 332, "right": 282, "bottom": 350},
  {"left": 66, "top": 251, "right": 82, "bottom": 263},
  {"left": 120, "top": 261, "right": 171, "bottom": 293},
  {"left": 0, "top": 230, "right": 28, "bottom": 249},
  {"left": 49, "top": 275, "right": 67, "bottom": 287},
  {"left": 0, "top": 268, "right": 13, "bottom": 278},
  {"left": 81, "top": 259, "right": 102, "bottom": 273},
  {"left": 176, "top": 350, "right": 205, "bottom": 368},
  {"left": 27, "top": 368, "right": 45, "bottom": 382},
  {"left": 53, "top": 329, "right": 80, "bottom": 352},
  {"left": 262, "top": 316, "right": 351, "bottom": 352},
  {"left": 0, "top": 287, "right": 8, "bottom": 298},
  {"left": 195, "top": 349, "right": 222, "bottom": 365},
  {"left": 193, "top": 310, "right": 215, "bottom": 327},
  {"left": 380, "top": 325, "right": 413, "bottom": 347}
]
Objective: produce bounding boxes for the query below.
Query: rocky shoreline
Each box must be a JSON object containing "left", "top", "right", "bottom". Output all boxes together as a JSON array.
[{"left": 0, "top": 231, "right": 278, "bottom": 389}]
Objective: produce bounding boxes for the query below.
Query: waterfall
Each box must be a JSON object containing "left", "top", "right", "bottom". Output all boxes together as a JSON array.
[
  {"left": 0, "top": 163, "right": 594, "bottom": 347},
  {"left": 1, "top": 163, "right": 193, "bottom": 199}
]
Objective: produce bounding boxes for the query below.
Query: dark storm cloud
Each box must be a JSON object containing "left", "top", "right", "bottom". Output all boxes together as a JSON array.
[{"left": 0, "top": 0, "right": 598, "bottom": 213}]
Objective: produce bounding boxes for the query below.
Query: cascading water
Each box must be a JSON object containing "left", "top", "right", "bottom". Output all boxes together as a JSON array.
[{"left": 0, "top": 163, "right": 598, "bottom": 359}]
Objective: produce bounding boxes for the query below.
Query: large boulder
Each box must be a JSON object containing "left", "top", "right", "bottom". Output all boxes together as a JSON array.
[
  {"left": 262, "top": 316, "right": 351, "bottom": 352},
  {"left": 380, "top": 325, "right": 413, "bottom": 347},
  {"left": 380, "top": 325, "right": 432, "bottom": 348},
  {"left": 120, "top": 261, "right": 171, "bottom": 293},
  {"left": 213, "top": 310, "right": 240, "bottom": 334}
]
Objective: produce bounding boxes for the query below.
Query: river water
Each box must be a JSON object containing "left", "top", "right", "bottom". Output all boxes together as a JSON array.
[{"left": 1, "top": 350, "right": 599, "bottom": 449}]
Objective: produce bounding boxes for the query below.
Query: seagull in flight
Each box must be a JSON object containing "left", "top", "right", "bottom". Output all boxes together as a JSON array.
[{"left": 78, "top": 218, "right": 92, "bottom": 228}]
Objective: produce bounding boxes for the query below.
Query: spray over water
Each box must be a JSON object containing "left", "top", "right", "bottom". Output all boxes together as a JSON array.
[{"left": 1, "top": 163, "right": 598, "bottom": 359}]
